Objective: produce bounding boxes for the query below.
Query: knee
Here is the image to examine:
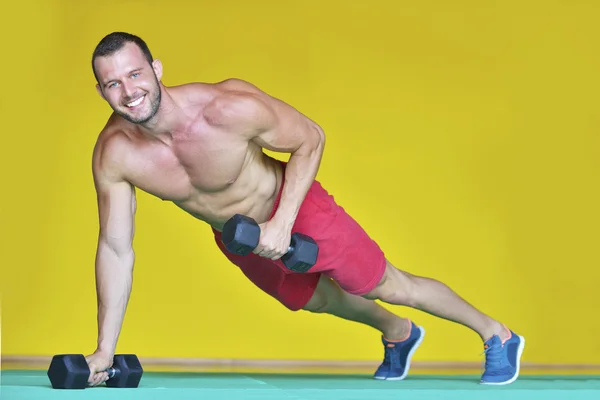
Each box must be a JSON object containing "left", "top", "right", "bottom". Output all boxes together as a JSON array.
[
  {"left": 303, "top": 291, "right": 329, "bottom": 313},
  {"left": 364, "top": 266, "right": 418, "bottom": 307},
  {"left": 302, "top": 279, "right": 331, "bottom": 314},
  {"left": 302, "top": 275, "right": 348, "bottom": 314}
]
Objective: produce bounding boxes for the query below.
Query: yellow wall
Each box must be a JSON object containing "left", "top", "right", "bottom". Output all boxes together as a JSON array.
[{"left": 1, "top": 0, "right": 599, "bottom": 365}]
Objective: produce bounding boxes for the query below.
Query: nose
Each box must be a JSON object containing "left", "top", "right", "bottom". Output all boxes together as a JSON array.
[{"left": 121, "top": 81, "right": 137, "bottom": 100}]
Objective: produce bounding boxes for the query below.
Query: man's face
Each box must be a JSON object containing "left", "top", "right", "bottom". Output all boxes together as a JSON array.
[{"left": 94, "top": 42, "right": 162, "bottom": 124}]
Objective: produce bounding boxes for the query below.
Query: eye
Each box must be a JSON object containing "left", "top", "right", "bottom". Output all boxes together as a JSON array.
[
  {"left": 131, "top": 73, "right": 140, "bottom": 78},
  {"left": 108, "top": 82, "right": 119, "bottom": 88}
]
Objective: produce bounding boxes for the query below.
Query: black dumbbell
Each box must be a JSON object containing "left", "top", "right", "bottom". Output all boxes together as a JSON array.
[
  {"left": 222, "top": 214, "right": 319, "bottom": 273},
  {"left": 47, "top": 354, "right": 143, "bottom": 389}
]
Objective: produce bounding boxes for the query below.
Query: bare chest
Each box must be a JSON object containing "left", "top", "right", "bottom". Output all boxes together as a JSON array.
[{"left": 125, "top": 134, "right": 250, "bottom": 202}]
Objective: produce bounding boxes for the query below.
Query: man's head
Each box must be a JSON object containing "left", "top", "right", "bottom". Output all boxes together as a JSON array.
[{"left": 92, "top": 32, "right": 162, "bottom": 124}]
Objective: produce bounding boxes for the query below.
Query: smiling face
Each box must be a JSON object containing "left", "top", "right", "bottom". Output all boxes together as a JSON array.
[{"left": 94, "top": 42, "right": 163, "bottom": 124}]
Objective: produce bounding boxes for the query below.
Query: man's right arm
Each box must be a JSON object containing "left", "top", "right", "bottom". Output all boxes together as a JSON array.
[{"left": 91, "top": 140, "right": 137, "bottom": 360}]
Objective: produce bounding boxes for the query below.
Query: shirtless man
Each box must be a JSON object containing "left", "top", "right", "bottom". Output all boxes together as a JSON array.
[{"left": 84, "top": 32, "right": 525, "bottom": 387}]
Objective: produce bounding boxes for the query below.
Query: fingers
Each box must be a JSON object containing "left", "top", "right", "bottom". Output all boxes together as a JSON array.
[
  {"left": 251, "top": 243, "right": 264, "bottom": 256},
  {"left": 86, "top": 360, "right": 110, "bottom": 387},
  {"left": 253, "top": 244, "right": 285, "bottom": 260},
  {"left": 86, "top": 361, "right": 97, "bottom": 384},
  {"left": 264, "top": 252, "right": 284, "bottom": 261},
  {"left": 252, "top": 223, "right": 290, "bottom": 260},
  {"left": 252, "top": 244, "right": 274, "bottom": 259},
  {"left": 85, "top": 357, "right": 93, "bottom": 380},
  {"left": 89, "top": 372, "right": 109, "bottom": 387}
]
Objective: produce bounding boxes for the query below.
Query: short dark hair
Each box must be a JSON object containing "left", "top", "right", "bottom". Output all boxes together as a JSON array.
[{"left": 92, "top": 32, "right": 153, "bottom": 83}]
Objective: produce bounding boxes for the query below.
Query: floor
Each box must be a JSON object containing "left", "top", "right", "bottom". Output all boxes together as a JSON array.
[{"left": 3, "top": 368, "right": 599, "bottom": 400}]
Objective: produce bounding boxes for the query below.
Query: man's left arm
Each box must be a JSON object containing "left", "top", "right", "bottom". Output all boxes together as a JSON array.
[
  {"left": 253, "top": 108, "right": 326, "bottom": 260},
  {"left": 252, "top": 108, "right": 326, "bottom": 231},
  {"left": 205, "top": 79, "right": 326, "bottom": 258}
]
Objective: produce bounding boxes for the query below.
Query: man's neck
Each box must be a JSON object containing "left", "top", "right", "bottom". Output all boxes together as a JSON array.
[{"left": 138, "top": 88, "right": 185, "bottom": 143}]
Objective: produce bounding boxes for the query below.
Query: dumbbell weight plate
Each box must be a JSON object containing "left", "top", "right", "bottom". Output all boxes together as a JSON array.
[
  {"left": 107, "top": 354, "right": 144, "bottom": 388},
  {"left": 281, "top": 233, "right": 319, "bottom": 272},
  {"left": 47, "top": 354, "right": 90, "bottom": 389}
]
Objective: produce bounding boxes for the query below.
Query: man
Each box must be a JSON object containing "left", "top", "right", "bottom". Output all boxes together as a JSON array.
[{"left": 85, "top": 32, "right": 525, "bottom": 387}]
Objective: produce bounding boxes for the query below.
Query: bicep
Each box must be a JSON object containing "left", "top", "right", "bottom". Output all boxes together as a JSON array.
[
  {"left": 252, "top": 107, "right": 324, "bottom": 154},
  {"left": 96, "top": 177, "right": 136, "bottom": 255},
  {"left": 207, "top": 80, "right": 324, "bottom": 153}
]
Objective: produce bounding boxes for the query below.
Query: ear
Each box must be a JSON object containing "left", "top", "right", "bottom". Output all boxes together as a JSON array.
[
  {"left": 152, "top": 59, "right": 163, "bottom": 81},
  {"left": 96, "top": 83, "right": 106, "bottom": 100}
]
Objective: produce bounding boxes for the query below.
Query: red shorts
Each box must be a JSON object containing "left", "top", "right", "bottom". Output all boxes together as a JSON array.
[{"left": 213, "top": 164, "right": 386, "bottom": 311}]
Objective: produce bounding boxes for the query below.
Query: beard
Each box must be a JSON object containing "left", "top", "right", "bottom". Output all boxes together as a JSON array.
[{"left": 115, "top": 77, "right": 162, "bottom": 125}]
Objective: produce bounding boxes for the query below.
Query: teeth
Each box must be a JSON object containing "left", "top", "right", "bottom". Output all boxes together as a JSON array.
[{"left": 127, "top": 96, "right": 144, "bottom": 108}]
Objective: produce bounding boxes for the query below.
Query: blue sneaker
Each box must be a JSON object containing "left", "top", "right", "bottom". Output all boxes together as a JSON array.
[
  {"left": 480, "top": 327, "right": 525, "bottom": 385},
  {"left": 374, "top": 321, "right": 425, "bottom": 380}
]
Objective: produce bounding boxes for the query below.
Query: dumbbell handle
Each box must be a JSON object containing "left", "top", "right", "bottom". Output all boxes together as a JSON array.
[
  {"left": 105, "top": 367, "right": 119, "bottom": 379},
  {"left": 85, "top": 367, "right": 119, "bottom": 387},
  {"left": 279, "top": 235, "right": 302, "bottom": 255}
]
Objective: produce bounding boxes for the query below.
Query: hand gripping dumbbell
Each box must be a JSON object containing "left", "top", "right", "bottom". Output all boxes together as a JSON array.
[
  {"left": 222, "top": 214, "right": 319, "bottom": 273},
  {"left": 47, "top": 354, "right": 143, "bottom": 389}
]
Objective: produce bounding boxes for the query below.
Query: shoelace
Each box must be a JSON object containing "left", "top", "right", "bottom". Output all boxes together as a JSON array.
[
  {"left": 383, "top": 346, "right": 400, "bottom": 367},
  {"left": 480, "top": 344, "right": 504, "bottom": 375}
]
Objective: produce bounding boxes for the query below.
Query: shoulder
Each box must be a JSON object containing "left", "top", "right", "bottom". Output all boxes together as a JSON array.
[
  {"left": 92, "top": 120, "right": 134, "bottom": 185},
  {"left": 176, "top": 78, "right": 268, "bottom": 103},
  {"left": 212, "top": 78, "right": 265, "bottom": 94},
  {"left": 168, "top": 79, "right": 264, "bottom": 103},
  {"left": 201, "top": 79, "right": 276, "bottom": 127}
]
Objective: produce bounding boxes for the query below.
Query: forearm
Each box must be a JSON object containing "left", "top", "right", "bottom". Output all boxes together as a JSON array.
[
  {"left": 94, "top": 240, "right": 135, "bottom": 355},
  {"left": 273, "top": 124, "right": 325, "bottom": 228}
]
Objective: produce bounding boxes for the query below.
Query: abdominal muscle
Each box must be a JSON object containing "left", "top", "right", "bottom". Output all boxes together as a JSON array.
[{"left": 169, "top": 151, "right": 284, "bottom": 232}]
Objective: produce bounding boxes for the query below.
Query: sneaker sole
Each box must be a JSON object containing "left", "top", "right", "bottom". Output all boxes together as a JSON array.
[
  {"left": 374, "top": 326, "right": 426, "bottom": 381},
  {"left": 479, "top": 334, "right": 526, "bottom": 386}
]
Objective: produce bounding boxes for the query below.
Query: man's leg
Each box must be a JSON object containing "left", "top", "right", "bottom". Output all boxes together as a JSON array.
[
  {"left": 362, "top": 260, "right": 504, "bottom": 341},
  {"left": 363, "top": 259, "right": 525, "bottom": 385},
  {"left": 302, "top": 274, "right": 425, "bottom": 380},
  {"left": 302, "top": 274, "right": 411, "bottom": 341},
  {"left": 262, "top": 176, "right": 521, "bottom": 384}
]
